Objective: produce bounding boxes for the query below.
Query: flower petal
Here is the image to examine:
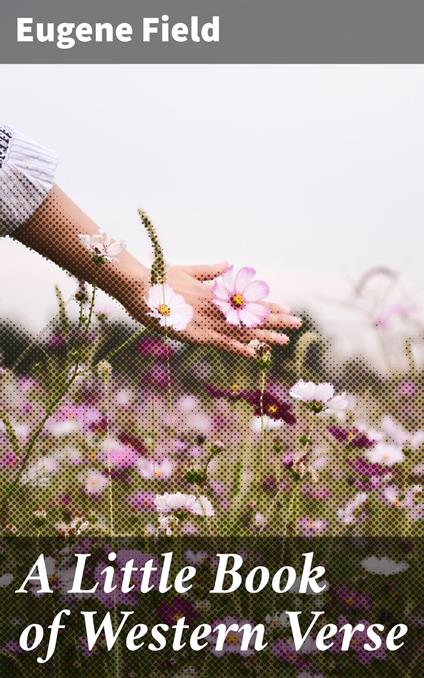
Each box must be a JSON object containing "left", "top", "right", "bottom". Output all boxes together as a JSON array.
[
  {"left": 244, "top": 280, "right": 270, "bottom": 302},
  {"left": 147, "top": 284, "right": 165, "bottom": 308},
  {"left": 213, "top": 299, "right": 232, "bottom": 314},
  {"left": 220, "top": 266, "right": 235, "bottom": 292},
  {"left": 238, "top": 303, "right": 269, "bottom": 327},
  {"left": 225, "top": 308, "right": 242, "bottom": 325},
  {"left": 212, "top": 279, "right": 231, "bottom": 301},
  {"left": 234, "top": 267, "right": 256, "bottom": 293},
  {"left": 290, "top": 380, "right": 317, "bottom": 401},
  {"left": 315, "top": 383, "right": 335, "bottom": 403}
]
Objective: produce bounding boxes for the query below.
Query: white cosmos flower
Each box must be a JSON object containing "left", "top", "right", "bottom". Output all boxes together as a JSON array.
[
  {"left": 147, "top": 283, "right": 193, "bottom": 331},
  {"left": 264, "top": 611, "right": 290, "bottom": 629},
  {"left": 191, "top": 496, "right": 215, "bottom": 517},
  {"left": 154, "top": 492, "right": 214, "bottom": 516},
  {"left": 47, "top": 419, "right": 79, "bottom": 437},
  {"left": 323, "top": 393, "right": 351, "bottom": 420},
  {"left": 366, "top": 442, "right": 404, "bottom": 466},
  {"left": 158, "top": 516, "right": 174, "bottom": 536},
  {"left": 78, "top": 231, "right": 126, "bottom": 263},
  {"left": 155, "top": 492, "right": 197, "bottom": 513},
  {"left": 250, "top": 415, "right": 282, "bottom": 432},
  {"left": 361, "top": 556, "right": 409, "bottom": 576},
  {"left": 21, "top": 456, "right": 58, "bottom": 488},
  {"left": 380, "top": 416, "right": 424, "bottom": 450},
  {"left": 290, "top": 380, "right": 353, "bottom": 419},
  {"left": 0, "top": 573, "right": 13, "bottom": 588},
  {"left": 290, "top": 380, "right": 334, "bottom": 404},
  {"left": 336, "top": 492, "right": 368, "bottom": 525}
]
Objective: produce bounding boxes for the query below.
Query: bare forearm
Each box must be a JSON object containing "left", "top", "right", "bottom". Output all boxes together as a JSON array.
[
  {"left": 13, "top": 185, "right": 149, "bottom": 311},
  {"left": 11, "top": 184, "right": 301, "bottom": 356}
]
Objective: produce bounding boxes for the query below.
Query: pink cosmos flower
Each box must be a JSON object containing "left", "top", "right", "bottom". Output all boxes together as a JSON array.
[
  {"left": 374, "top": 303, "right": 417, "bottom": 329},
  {"left": 212, "top": 266, "right": 270, "bottom": 327},
  {"left": 84, "top": 470, "right": 108, "bottom": 496},
  {"left": 298, "top": 517, "right": 328, "bottom": 537},
  {"left": 127, "top": 490, "right": 156, "bottom": 513},
  {"left": 137, "top": 457, "right": 173, "bottom": 480},
  {"left": 99, "top": 438, "right": 138, "bottom": 469}
]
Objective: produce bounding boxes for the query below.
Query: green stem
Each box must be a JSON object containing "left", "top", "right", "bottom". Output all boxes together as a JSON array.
[
  {"left": 102, "top": 327, "right": 147, "bottom": 364},
  {"left": 86, "top": 284, "right": 97, "bottom": 332},
  {"left": 1, "top": 363, "right": 81, "bottom": 528},
  {"left": 287, "top": 480, "right": 301, "bottom": 535}
]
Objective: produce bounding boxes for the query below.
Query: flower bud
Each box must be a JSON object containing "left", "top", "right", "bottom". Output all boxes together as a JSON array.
[{"left": 96, "top": 360, "right": 112, "bottom": 384}]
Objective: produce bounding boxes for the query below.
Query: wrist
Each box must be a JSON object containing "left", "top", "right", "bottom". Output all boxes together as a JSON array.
[{"left": 112, "top": 263, "right": 151, "bottom": 320}]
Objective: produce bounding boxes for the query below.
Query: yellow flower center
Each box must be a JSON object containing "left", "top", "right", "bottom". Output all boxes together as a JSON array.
[
  {"left": 153, "top": 469, "right": 163, "bottom": 478},
  {"left": 158, "top": 304, "right": 171, "bottom": 316},
  {"left": 173, "top": 613, "right": 184, "bottom": 623},
  {"left": 230, "top": 294, "right": 245, "bottom": 309},
  {"left": 267, "top": 403, "right": 278, "bottom": 415},
  {"left": 226, "top": 632, "right": 239, "bottom": 645}
]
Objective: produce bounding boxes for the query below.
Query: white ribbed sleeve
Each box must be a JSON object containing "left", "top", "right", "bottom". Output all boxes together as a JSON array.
[{"left": 0, "top": 125, "right": 58, "bottom": 236}]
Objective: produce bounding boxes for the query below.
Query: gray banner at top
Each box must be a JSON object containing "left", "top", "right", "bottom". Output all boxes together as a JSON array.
[{"left": 1, "top": 0, "right": 424, "bottom": 63}]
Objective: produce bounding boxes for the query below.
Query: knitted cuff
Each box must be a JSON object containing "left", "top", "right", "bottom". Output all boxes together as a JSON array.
[{"left": 0, "top": 125, "right": 58, "bottom": 236}]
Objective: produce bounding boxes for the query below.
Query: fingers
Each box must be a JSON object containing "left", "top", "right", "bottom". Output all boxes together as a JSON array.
[
  {"left": 182, "top": 262, "right": 229, "bottom": 281},
  {"left": 206, "top": 329, "right": 288, "bottom": 357},
  {"left": 252, "top": 330, "right": 289, "bottom": 345},
  {"left": 265, "top": 312, "right": 302, "bottom": 330},
  {"left": 267, "top": 301, "right": 292, "bottom": 314},
  {"left": 210, "top": 332, "right": 257, "bottom": 358}
]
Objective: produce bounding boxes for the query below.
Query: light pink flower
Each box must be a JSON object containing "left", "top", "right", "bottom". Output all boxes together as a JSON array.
[
  {"left": 137, "top": 457, "right": 173, "bottom": 479},
  {"left": 78, "top": 231, "right": 126, "bottom": 263},
  {"left": 212, "top": 266, "right": 270, "bottom": 327},
  {"left": 84, "top": 470, "right": 108, "bottom": 496},
  {"left": 374, "top": 303, "right": 417, "bottom": 329},
  {"left": 100, "top": 438, "right": 138, "bottom": 469}
]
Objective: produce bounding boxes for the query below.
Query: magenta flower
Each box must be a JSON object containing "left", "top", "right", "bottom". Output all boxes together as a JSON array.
[
  {"left": 212, "top": 266, "right": 270, "bottom": 327},
  {"left": 127, "top": 490, "right": 156, "bottom": 513},
  {"left": 137, "top": 336, "right": 174, "bottom": 360},
  {"left": 333, "top": 583, "right": 372, "bottom": 612},
  {"left": 329, "top": 426, "right": 375, "bottom": 449},
  {"left": 209, "top": 616, "right": 257, "bottom": 656},
  {"left": 331, "top": 616, "right": 386, "bottom": 664},
  {"left": 207, "top": 385, "right": 295, "bottom": 425},
  {"left": 272, "top": 638, "right": 309, "bottom": 666},
  {"left": 158, "top": 597, "right": 198, "bottom": 626}
]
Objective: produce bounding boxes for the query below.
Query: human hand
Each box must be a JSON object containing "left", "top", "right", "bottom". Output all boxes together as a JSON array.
[{"left": 123, "top": 262, "right": 301, "bottom": 358}]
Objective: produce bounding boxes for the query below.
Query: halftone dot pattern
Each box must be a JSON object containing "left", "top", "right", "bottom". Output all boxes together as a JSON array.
[{"left": 0, "top": 182, "right": 422, "bottom": 674}]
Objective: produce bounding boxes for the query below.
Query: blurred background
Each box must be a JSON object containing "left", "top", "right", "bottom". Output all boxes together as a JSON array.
[{"left": 1, "top": 65, "right": 423, "bottom": 368}]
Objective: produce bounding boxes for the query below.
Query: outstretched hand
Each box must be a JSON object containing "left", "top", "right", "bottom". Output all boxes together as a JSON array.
[
  {"left": 14, "top": 186, "right": 301, "bottom": 358},
  {"left": 125, "top": 262, "right": 302, "bottom": 358}
]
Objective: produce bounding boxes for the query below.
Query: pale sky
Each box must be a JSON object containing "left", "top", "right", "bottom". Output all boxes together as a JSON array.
[{"left": 1, "top": 65, "right": 423, "bottom": 362}]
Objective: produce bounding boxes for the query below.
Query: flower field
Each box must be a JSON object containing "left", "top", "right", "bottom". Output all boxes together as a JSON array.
[
  {"left": 0, "top": 275, "right": 422, "bottom": 539},
  {"left": 0, "top": 228, "right": 423, "bottom": 676}
]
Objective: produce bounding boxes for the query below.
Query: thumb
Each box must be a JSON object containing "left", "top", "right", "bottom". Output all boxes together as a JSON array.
[{"left": 184, "top": 261, "right": 229, "bottom": 281}]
